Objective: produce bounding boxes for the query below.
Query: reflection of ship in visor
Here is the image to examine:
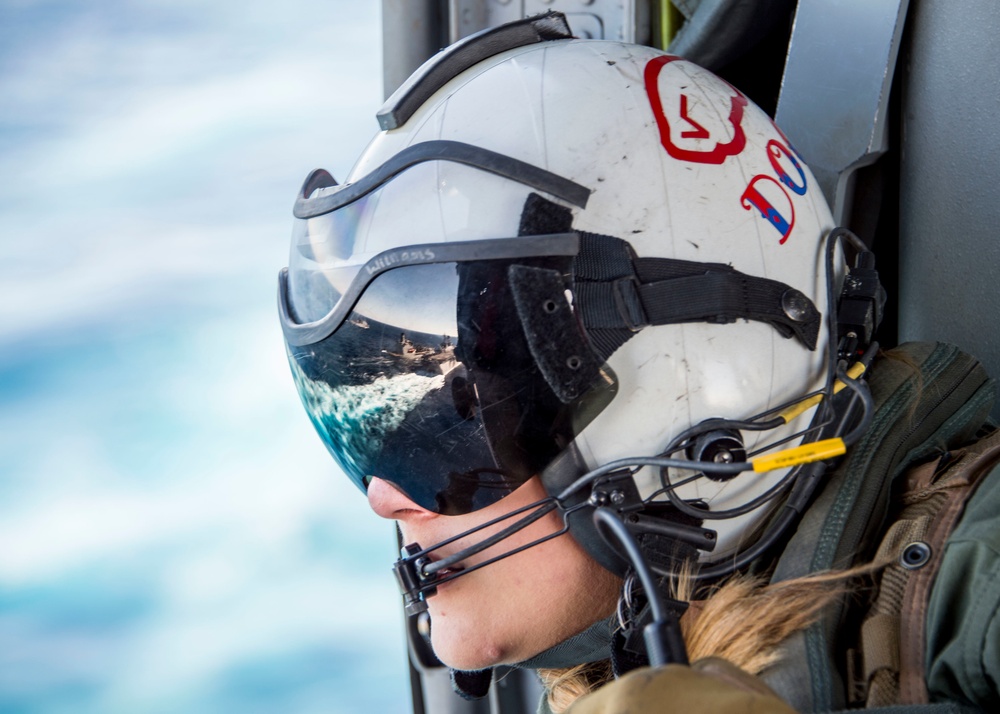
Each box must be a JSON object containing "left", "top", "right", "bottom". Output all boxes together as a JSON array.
[
  {"left": 283, "top": 254, "right": 619, "bottom": 516},
  {"left": 383, "top": 332, "right": 459, "bottom": 375}
]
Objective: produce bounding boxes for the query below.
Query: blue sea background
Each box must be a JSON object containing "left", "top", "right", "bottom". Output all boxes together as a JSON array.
[{"left": 0, "top": 2, "right": 410, "bottom": 712}]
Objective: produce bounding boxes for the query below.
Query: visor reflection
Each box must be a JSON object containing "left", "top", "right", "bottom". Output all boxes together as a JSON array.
[{"left": 287, "top": 259, "right": 615, "bottom": 515}]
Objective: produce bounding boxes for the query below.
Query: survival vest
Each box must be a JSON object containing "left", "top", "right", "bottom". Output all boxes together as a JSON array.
[{"left": 762, "top": 342, "right": 999, "bottom": 713}]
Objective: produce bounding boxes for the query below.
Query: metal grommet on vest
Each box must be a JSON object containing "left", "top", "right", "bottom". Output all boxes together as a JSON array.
[{"left": 900, "top": 541, "right": 932, "bottom": 570}]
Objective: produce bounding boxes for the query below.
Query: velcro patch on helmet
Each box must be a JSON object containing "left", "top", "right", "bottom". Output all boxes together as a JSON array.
[{"left": 508, "top": 264, "right": 602, "bottom": 404}]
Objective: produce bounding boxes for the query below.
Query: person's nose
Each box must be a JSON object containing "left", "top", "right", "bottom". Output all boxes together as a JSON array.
[{"left": 367, "top": 477, "right": 435, "bottom": 522}]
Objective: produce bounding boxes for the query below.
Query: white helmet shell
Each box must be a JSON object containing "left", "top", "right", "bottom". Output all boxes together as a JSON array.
[{"left": 300, "top": 36, "right": 835, "bottom": 558}]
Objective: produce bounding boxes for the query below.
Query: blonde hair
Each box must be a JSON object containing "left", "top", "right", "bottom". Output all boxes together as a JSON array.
[
  {"left": 536, "top": 659, "right": 615, "bottom": 714},
  {"left": 538, "top": 565, "right": 875, "bottom": 713}
]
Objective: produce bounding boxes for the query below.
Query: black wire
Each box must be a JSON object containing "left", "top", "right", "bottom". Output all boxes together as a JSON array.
[
  {"left": 688, "top": 503, "right": 801, "bottom": 583},
  {"left": 593, "top": 508, "right": 686, "bottom": 666},
  {"left": 662, "top": 464, "right": 803, "bottom": 520},
  {"left": 644, "top": 471, "right": 704, "bottom": 502},
  {"left": 835, "top": 365, "right": 876, "bottom": 448},
  {"left": 556, "top": 455, "right": 745, "bottom": 502},
  {"left": 746, "top": 420, "right": 831, "bottom": 456},
  {"left": 823, "top": 228, "right": 846, "bottom": 416},
  {"left": 650, "top": 231, "right": 879, "bottom": 579},
  {"left": 593, "top": 509, "right": 668, "bottom": 623},
  {"left": 658, "top": 416, "right": 785, "bottom": 458}
]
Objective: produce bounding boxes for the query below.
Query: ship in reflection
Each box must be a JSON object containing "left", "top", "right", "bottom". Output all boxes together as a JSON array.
[{"left": 383, "top": 333, "right": 459, "bottom": 375}]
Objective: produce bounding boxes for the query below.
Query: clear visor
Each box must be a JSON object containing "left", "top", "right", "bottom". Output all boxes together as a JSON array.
[
  {"left": 286, "top": 159, "right": 559, "bottom": 328},
  {"left": 287, "top": 194, "right": 372, "bottom": 325},
  {"left": 286, "top": 257, "right": 617, "bottom": 515}
]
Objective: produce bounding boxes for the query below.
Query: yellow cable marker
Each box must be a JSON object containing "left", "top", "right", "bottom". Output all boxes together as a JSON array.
[
  {"left": 775, "top": 362, "right": 868, "bottom": 424},
  {"left": 752, "top": 437, "right": 847, "bottom": 473}
]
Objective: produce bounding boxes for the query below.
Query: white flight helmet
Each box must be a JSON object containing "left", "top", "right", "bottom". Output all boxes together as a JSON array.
[{"left": 279, "top": 14, "right": 854, "bottom": 581}]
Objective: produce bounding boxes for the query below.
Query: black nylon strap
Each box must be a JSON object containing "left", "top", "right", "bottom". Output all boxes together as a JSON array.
[
  {"left": 575, "top": 232, "right": 821, "bottom": 351},
  {"left": 575, "top": 233, "right": 637, "bottom": 280},
  {"left": 638, "top": 271, "right": 819, "bottom": 348},
  {"left": 585, "top": 327, "right": 635, "bottom": 363},
  {"left": 572, "top": 233, "right": 643, "bottom": 359},
  {"left": 575, "top": 281, "right": 645, "bottom": 330},
  {"left": 512, "top": 195, "right": 821, "bottom": 372}
]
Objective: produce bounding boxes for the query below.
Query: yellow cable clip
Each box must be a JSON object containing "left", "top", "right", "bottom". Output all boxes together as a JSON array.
[
  {"left": 752, "top": 437, "right": 847, "bottom": 473},
  {"left": 775, "top": 361, "right": 868, "bottom": 424}
]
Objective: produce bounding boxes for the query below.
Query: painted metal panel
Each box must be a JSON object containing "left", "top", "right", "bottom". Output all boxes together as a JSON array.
[{"left": 897, "top": 0, "right": 1000, "bottom": 419}]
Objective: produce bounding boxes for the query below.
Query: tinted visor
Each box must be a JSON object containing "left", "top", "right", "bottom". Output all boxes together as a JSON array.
[{"left": 285, "top": 257, "right": 616, "bottom": 515}]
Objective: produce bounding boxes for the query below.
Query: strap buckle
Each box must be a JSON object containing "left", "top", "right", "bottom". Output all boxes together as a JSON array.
[{"left": 613, "top": 276, "right": 650, "bottom": 332}]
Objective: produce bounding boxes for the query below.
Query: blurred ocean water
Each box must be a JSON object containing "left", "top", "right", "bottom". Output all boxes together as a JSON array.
[{"left": 0, "top": 1, "right": 409, "bottom": 712}]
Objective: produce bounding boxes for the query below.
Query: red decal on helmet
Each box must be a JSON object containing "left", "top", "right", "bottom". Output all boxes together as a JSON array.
[
  {"left": 644, "top": 56, "right": 748, "bottom": 165},
  {"left": 678, "top": 94, "right": 711, "bottom": 139}
]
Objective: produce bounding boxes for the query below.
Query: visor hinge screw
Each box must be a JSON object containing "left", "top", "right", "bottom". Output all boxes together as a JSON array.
[{"left": 714, "top": 450, "right": 734, "bottom": 464}]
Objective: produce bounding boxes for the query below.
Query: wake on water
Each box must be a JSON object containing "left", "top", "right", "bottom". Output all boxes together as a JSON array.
[{"left": 290, "top": 356, "right": 445, "bottom": 479}]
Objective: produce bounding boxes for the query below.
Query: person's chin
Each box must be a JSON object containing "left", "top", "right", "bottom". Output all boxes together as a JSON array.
[{"left": 429, "top": 618, "right": 508, "bottom": 671}]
